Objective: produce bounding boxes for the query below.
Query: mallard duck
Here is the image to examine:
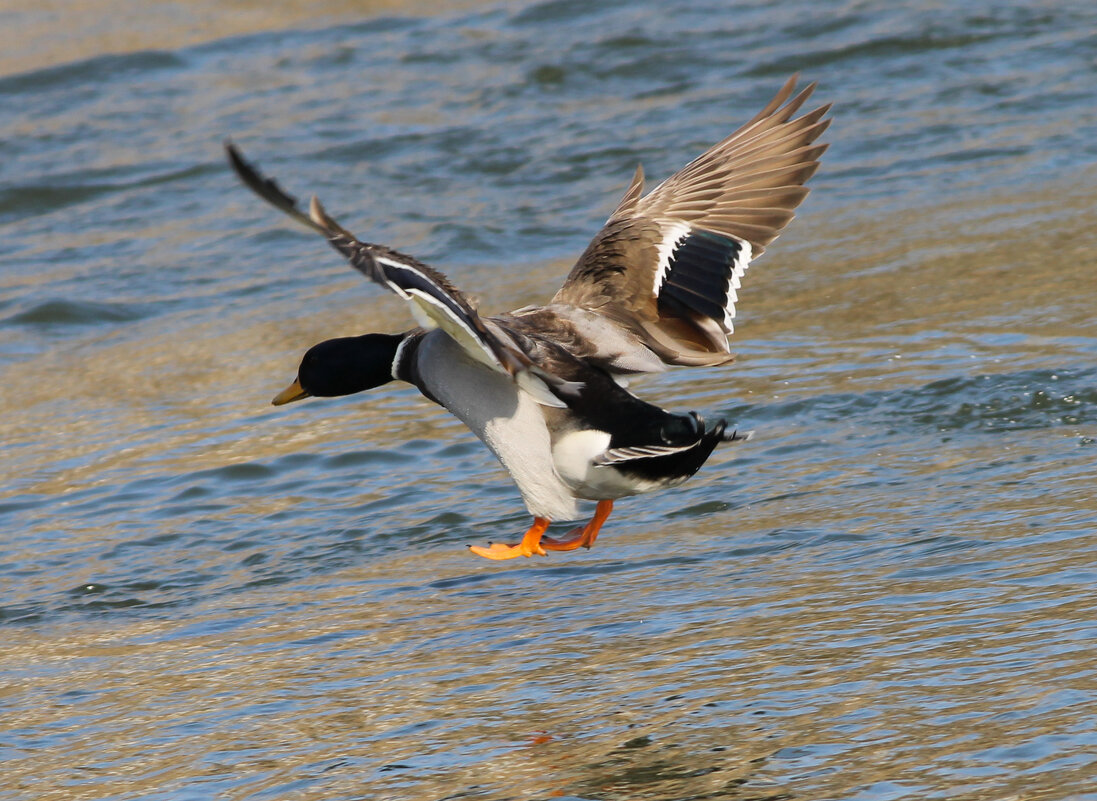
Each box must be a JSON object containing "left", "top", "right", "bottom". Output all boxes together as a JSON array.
[{"left": 227, "top": 75, "right": 829, "bottom": 560}]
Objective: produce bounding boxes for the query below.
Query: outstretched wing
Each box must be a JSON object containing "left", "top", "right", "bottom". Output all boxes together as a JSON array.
[
  {"left": 226, "top": 143, "right": 578, "bottom": 406},
  {"left": 553, "top": 75, "right": 830, "bottom": 367}
]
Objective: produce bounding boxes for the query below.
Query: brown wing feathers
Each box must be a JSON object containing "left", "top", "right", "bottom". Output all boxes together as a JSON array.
[
  {"left": 554, "top": 75, "right": 830, "bottom": 367},
  {"left": 228, "top": 76, "right": 828, "bottom": 390}
]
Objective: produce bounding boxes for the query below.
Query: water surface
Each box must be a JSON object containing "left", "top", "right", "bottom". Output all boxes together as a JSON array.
[{"left": 2, "top": 1, "right": 1096, "bottom": 799}]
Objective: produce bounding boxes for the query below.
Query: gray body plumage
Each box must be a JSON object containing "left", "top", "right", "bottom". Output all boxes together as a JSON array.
[{"left": 410, "top": 330, "right": 583, "bottom": 521}]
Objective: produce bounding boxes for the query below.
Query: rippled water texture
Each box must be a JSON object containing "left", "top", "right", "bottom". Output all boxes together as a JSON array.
[{"left": 2, "top": 1, "right": 1097, "bottom": 799}]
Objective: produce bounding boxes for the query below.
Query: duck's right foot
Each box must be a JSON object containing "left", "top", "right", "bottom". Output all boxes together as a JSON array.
[{"left": 540, "top": 500, "right": 613, "bottom": 552}]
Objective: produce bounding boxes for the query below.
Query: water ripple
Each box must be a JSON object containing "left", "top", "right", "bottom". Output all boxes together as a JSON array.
[{"left": 3, "top": 1, "right": 1097, "bottom": 799}]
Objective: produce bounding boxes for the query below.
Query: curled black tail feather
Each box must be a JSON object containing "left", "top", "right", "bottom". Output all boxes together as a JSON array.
[{"left": 722, "top": 427, "right": 753, "bottom": 443}]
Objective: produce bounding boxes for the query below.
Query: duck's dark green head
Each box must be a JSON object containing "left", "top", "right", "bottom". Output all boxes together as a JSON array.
[{"left": 273, "top": 333, "right": 403, "bottom": 406}]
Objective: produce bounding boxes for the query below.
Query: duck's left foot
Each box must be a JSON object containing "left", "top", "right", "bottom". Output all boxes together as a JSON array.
[
  {"left": 541, "top": 500, "right": 614, "bottom": 552},
  {"left": 539, "top": 526, "right": 587, "bottom": 551},
  {"left": 469, "top": 517, "right": 550, "bottom": 560}
]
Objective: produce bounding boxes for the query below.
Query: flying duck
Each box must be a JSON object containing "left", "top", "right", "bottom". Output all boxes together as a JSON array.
[{"left": 227, "top": 75, "right": 829, "bottom": 560}]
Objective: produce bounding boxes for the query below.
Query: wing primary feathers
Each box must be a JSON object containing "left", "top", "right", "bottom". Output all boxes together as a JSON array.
[
  {"left": 551, "top": 75, "right": 829, "bottom": 367},
  {"left": 225, "top": 141, "right": 323, "bottom": 234}
]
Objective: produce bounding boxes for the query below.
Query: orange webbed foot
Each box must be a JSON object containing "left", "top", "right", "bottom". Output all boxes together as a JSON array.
[
  {"left": 469, "top": 517, "right": 550, "bottom": 560},
  {"left": 539, "top": 526, "right": 587, "bottom": 552}
]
